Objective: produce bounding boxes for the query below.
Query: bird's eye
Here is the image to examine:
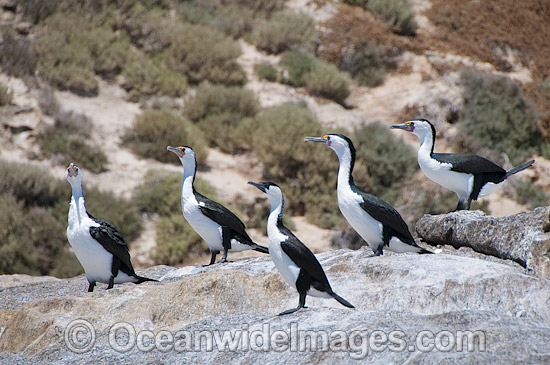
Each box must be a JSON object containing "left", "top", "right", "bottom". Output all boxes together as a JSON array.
[
  {"left": 179, "top": 147, "right": 184, "bottom": 151},
  {"left": 74, "top": 166, "right": 79, "bottom": 170},
  {"left": 324, "top": 135, "right": 330, "bottom": 140}
]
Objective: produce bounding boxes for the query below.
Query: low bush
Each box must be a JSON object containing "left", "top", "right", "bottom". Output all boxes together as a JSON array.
[
  {"left": 252, "top": 11, "right": 317, "bottom": 54},
  {"left": 35, "top": 97, "right": 108, "bottom": 173},
  {"left": 343, "top": 0, "right": 417, "bottom": 36},
  {"left": 165, "top": 24, "right": 246, "bottom": 86},
  {"left": 118, "top": 3, "right": 172, "bottom": 52},
  {"left": 304, "top": 60, "right": 352, "bottom": 104},
  {"left": 35, "top": 12, "right": 131, "bottom": 95},
  {"left": 254, "top": 62, "right": 278, "bottom": 82},
  {"left": 459, "top": 69, "right": 548, "bottom": 163},
  {"left": 18, "top": 0, "right": 59, "bottom": 24},
  {"left": 513, "top": 180, "right": 548, "bottom": 210},
  {"left": 122, "top": 109, "right": 208, "bottom": 165},
  {"left": 0, "top": 31, "right": 38, "bottom": 78},
  {"left": 209, "top": 4, "right": 254, "bottom": 38},
  {"left": 280, "top": 51, "right": 315, "bottom": 87},
  {"left": 123, "top": 57, "right": 187, "bottom": 101},
  {"left": 340, "top": 42, "right": 387, "bottom": 87}
]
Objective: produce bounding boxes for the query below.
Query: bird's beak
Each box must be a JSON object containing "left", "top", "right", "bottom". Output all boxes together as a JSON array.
[
  {"left": 248, "top": 181, "right": 265, "bottom": 193},
  {"left": 167, "top": 146, "right": 184, "bottom": 158},
  {"left": 390, "top": 122, "right": 414, "bottom": 132},
  {"left": 304, "top": 136, "right": 327, "bottom": 143}
]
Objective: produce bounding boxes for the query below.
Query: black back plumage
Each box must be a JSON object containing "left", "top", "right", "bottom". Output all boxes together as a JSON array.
[
  {"left": 195, "top": 192, "right": 254, "bottom": 243},
  {"left": 88, "top": 214, "right": 137, "bottom": 276},
  {"left": 279, "top": 225, "right": 330, "bottom": 287},
  {"left": 432, "top": 153, "right": 506, "bottom": 175}
]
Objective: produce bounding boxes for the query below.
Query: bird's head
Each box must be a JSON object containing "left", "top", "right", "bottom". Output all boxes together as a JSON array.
[
  {"left": 304, "top": 133, "right": 355, "bottom": 159},
  {"left": 390, "top": 119, "right": 435, "bottom": 140},
  {"left": 66, "top": 163, "right": 82, "bottom": 186},
  {"left": 167, "top": 145, "right": 195, "bottom": 164},
  {"left": 248, "top": 181, "right": 283, "bottom": 204}
]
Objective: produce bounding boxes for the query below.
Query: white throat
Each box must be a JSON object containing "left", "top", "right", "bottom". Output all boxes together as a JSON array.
[
  {"left": 68, "top": 182, "right": 87, "bottom": 226},
  {"left": 181, "top": 158, "right": 197, "bottom": 203},
  {"left": 334, "top": 146, "right": 353, "bottom": 192},
  {"left": 266, "top": 193, "right": 283, "bottom": 236}
]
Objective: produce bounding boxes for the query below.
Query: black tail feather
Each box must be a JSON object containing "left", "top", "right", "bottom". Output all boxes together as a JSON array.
[
  {"left": 253, "top": 244, "right": 269, "bottom": 254},
  {"left": 331, "top": 292, "right": 355, "bottom": 308},
  {"left": 135, "top": 276, "right": 158, "bottom": 284},
  {"left": 419, "top": 247, "right": 434, "bottom": 254},
  {"left": 506, "top": 159, "right": 535, "bottom": 178}
]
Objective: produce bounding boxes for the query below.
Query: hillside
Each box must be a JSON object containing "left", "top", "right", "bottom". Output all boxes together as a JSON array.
[{"left": 1, "top": 0, "right": 549, "bottom": 273}]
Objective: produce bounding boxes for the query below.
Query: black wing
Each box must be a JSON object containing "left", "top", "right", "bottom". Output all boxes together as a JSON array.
[
  {"left": 280, "top": 226, "right": 329, "bottom": 285},
  {"left": 432, "top": 153, "right": 505, "bottom": 174},
  {"left": 88, "top": 214, "right": 136, "bottom": 274},
  {"left": 195, "top": 192, "right": 253, "bottom": 242},
  {"left": 354, "top": 187, "right": 414, "bottom": 241}
]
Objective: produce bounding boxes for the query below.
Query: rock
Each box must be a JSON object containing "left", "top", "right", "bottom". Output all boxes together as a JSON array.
[
  {"left": 416, "top": 208, "right": 550, "bottom": 278},
  {"left": 0, "top": 249, "right": 548, "bottom": 363}
]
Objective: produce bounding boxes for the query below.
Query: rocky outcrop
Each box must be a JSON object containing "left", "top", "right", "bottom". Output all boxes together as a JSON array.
[
  {"left": 0, "top": 248, "right": 549, "bottom": 363},
  {"left": 415, "top": 207, "right": 550, "bottom": 278}
]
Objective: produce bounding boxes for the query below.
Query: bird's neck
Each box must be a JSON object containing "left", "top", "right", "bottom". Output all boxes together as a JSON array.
[
  {"left": 181, "top": 159, "right": 197, "bottom": 203},
  {"left": 267, "top": 195, "right": 284, "bottom": 236},
  {"left": 417, "top": 130, "right": 435, "bottom": 159},
  {"left": 69, "top": 184, "right": 87, "bottom": 226},
  {"left": 336, "top": 147, "right": 355, "bottom": 193}
]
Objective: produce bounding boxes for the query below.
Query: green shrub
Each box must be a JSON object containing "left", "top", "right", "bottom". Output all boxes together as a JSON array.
[
  {"left": 254, "top": 62, "right": 278, "bottom": 82},
  {"left": 0, "top": 31, "right": 37, "bottom": 77},
  {"left": 252, "top": 11, "right": 317, "bottom": 54},
  {"left": 35, "top": 12, "right": 131, "bottom": 94},
  {"left": 459, "top": 69, "right": 548, "bottom": 163},
  {"left": 19, "top": 0, "right": 58, "bottom": 24},
  {"left": 280, "top": 51, "right": 315, "bottom": 87},
  {"left": 514, "top": 180, "right": 548, "bottom": 210},
  {"left": 304, "top": 60, "right": 352, "bottom": 104},
  {"left": 165, "top": 24, "right": 246, "bottom": 86},
  {"left": 210, "top": 4, "right": 254, "bottom": 38},
  {"left": 232, "top": 0, "right": 286, "bottom": 16},
  {"left": 153, "top": 214, "right": 207, "bottom": 265},
  {"left": 341, "top": 42, "right": 386, "bottom": 87},
  {"left": 184, "top": 83, "right": 259, "bottom": 122},
  {"left": 123, "top": 57, "right": 187, "bottom": 101},
  {"left": 122, "top": 109, "right": 208, "bottom": 165},
  {"left": 0, "top": 82, "right": 12, "bottom": 106},
  {"left": 540, "top": 78, "right": 550, "bottom": 98},
  {"left": 343, "top": 0, "right": 417, "bottom": 36},
  {"left": 35, "top": 103, "right": 108, "bottom": 173},
  {"left": 118, "top": 3, "right": 172, "bottom": 52}
]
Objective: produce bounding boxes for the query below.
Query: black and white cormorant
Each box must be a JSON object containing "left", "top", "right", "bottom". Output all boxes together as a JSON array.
[
  {"left": 66, "top": 163, "right": 157, "bottom": 292},
  {"left": 167, "top": 146, "right": 269, "bottom": 265},
  {"left": 305, "top": 134, "right": 432, "bottom": 256},
  {"left": 248, "top": 181, "right": 354, "bottom": 315},
  {"left": 390, "top": 119, "right": 535, "bottom": 210}
]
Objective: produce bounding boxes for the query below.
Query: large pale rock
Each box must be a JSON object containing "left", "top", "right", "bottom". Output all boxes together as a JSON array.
[
  {"left": 0, "top": 249, "right": 548, "bottom": 363},
  {"left": 416, "top": 207, "right": 550, "bottom": 278}
]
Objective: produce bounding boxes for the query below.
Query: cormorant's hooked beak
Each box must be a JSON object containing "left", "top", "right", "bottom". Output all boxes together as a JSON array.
[
  {"left": 167, "top": 146, "right": 185, "bottom": 158},
  {"left": 390, "top": 122, "right": 414, "bottom": 132},
  {"left": 248, "top": 181, "right": 266, "bottom": 193},
  {"left": 67, "top": 163, "right": 79, "bottom": 177},
  {"left": 304, "top": 136, "right": 327, "bottom": 144}
]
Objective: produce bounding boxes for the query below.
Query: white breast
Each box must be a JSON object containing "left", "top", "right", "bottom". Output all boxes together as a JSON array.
[
  {"left": 337, "top": 187, "right": 383, "bottom": 251},
  {"left": 418, "top": 154, "right": 473, "bottom": 200},
  {"left": 182, "top": 198, "right": 252, "bottom": 252},
  {"left": 267, "top": 225, "right": 300, "bottom": 288}
]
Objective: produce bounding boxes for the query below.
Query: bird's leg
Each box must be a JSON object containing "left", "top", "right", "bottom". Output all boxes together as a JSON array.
[
  {"left": 454, "top": 198, "right": 466, "bottom": 211},
  {"left": 107, "top": 275, "right": 115, "bottom": 290},
  {"left": 107, "top": 256, "right": 120, "bottom": 289},
  {"left": 217, "top": 226, "right": 231, "bottom": 264},
  {"left": 466, "top": 198, "right": 472, "bottom": 210},
  {"left": 87, "top": 281, "right": 96, "bottom": 292},
  {"left": 368, "top": 243, "right": 384, "bottom": 257},
  {"left": 203, "top": 251, "right": 219, "bottom": 266},
  {"left": 278, "top": 292, "right": 307, "bottom": 316}
]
